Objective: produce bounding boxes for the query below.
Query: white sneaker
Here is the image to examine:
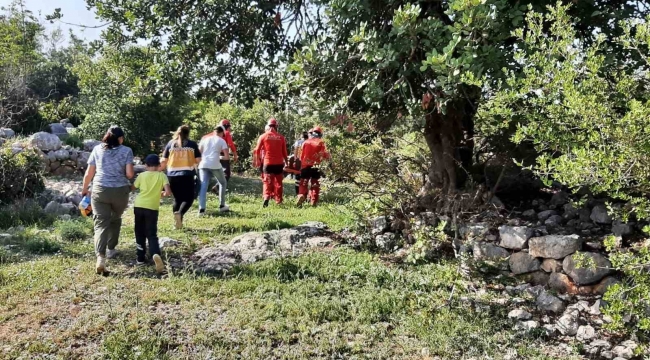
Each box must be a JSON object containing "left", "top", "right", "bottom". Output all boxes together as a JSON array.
[
  {"left": 174, "top": 212, "right": 183, "bottom": 230},
  {"left": 198, "top": 210, "right": 206, "bottom": 217},
  {"left": 96, "top": 256, "right": 106, "bottom": 274},
  {"left": 153, "top": 254, "right": 165, "bottom": 274},
  {"left": 106, "top": 249, "right": 118, "bottom": 259},
  {"left": 219, "top": 205, "right": 230, "bottom": 212}
]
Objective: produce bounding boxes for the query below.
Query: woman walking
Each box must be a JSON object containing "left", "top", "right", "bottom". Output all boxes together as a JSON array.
[
  {"left": 161, "top": 125, "right": 201, "bottom": 229},
  {"left": 81, "top": 126, "right": 134, "bottom": 274}
]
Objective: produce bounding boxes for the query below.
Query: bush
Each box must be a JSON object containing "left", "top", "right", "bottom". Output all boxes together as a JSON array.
[
  {"left": 63, "top": 133, "right": 83, "bottom": 149},
  {"left": 55, "top": 219, "right": 91, "bottom": 241},
  {"left": 0, "top": 144, "right": 45, "bottom": 204},
  {"left": 0, "top": 200, "right": 53, "bottom": 229}
]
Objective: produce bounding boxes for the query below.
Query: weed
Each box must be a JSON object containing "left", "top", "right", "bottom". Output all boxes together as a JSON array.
[
  {"left": 55, "top": 218, "right": 91, "bottom": 241},
  {"left": 0, "top": 200, "right": 54, "bottom": 229},
  {"left": 23, "top": 236, "right": 61, "bottom": 254},
  {"left": 63, "top": 133, "right": 84, "bottom": 149}
]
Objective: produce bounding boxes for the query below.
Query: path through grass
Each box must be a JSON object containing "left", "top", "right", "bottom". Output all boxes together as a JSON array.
[{"left": 0, "top": 176, "right": 579, "bottom": 359}]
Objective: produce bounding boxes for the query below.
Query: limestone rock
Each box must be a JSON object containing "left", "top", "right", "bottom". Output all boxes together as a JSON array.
[
  {"left": 591, "top": 276, "right": 620, "bottom": 296},
  {"left": 77, "top": 151, "right": 91, "bottom": 168},
  {"left": 191, "top": 247, "right": 239, "bottom": 274},
  {"left": 375, "top": 232, "right": 397, "bottom": 252},
  {"left": 460, "top": 223, "right": 490, "bottom": 240},
  {"left": 549, "top": 273, "right": 579, "bottom": 295},
  {"left": 522, "top": 209, "right": 536, "bottom": 219},
  {"left": 536, "top": 291, "right": 565, "bottom": 314},
  {"left": 0, "top": 127, "right": 15, "bottom": 138},
  {"left": 544, "top": 215, "right": 564, "bottom": 227},
  {"left": 576, "top": 325, "right": 596, "bottom": 342},
  {"left": 53, "top": 166, "right": 76, "bottom": 177},
  {"left": 499, "top": 226, "right": 533, "bottom": 250},
  {"left": 611, "top": 340, "right": 637, "bottom": 359},
  {"left": 612, "top": 221, "right": 633, "bottom": 237},
  {"left": 515, "top": 320, "right": 539, "bottom": 332},
  {"left": 306, "top": 237, "right": 333, "bottom": 248},
  {"left": 473, "top": 242, "right": 509, "bottom": 261},
  {"left": 529, "top": 235, "right": 581, "bottom": 259},
  {"left": 591, "top": 205, "right": 613, "bottom": 225},
  {"left": 29, "top": 132, "right": 62, "bottom": 151},
  {"left": 508, "top": 309, "right": 533, "bottom": 320},
  {"left": 541, "top": 258, "right": 563, "bottom": 273},
  {"left": 370, "top": 216, "right": 389, "bottom": 234},
  {"left": 563, "top": 252, "right": 613, "bottom": 285},
  {"left": 52, "top": 149, "right": 70, "bottom": 161},
  {"left": 159, "top": 237, "right": 181, "bottom": 250},
  {"left": 556, "top": 308, "right": 580, "bottom": 336},
  {"left": 83, "top": 139, "right": 102, "bottom": 152},
  {"left": 509, "top": 252, "right": 541, "bottom": 275},
  {"left": 519, "top": 271, "right": 550, "bottom": 286},
  {"left": 538, "top": 210, "right": 558, "bottom": 222}
]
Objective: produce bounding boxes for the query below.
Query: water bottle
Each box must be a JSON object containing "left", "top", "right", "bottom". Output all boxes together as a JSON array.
[{"left": 79, "top": 196, "right": 92, "bottom": 217}]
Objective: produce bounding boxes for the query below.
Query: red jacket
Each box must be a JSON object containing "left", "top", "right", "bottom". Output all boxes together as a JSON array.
[
  {"left": 300, "top": 138, "right": 330, "bottom": 169},
  {"left": 223, "top": 129, "right": 237, "bottom": 154},
  {"left": 254, "top": 129, "right": 288, "bottom": 166}
]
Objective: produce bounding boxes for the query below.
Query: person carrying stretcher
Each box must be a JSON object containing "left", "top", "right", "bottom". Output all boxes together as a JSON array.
[{"left": 297, "top": 126, "right": 330, "bottom": 207}]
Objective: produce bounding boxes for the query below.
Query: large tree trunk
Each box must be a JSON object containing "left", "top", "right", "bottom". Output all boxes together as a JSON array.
[{"left": 421, "top": 96, "right": 476, "bottom": 198}]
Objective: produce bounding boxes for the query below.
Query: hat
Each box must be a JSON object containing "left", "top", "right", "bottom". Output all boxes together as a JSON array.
[
  {"left": 267, "top": 118, "right": 278, "bottom": 127},
  {"left": 310, "top": 126, "right": 323, "bottom": 134},
  {"left": 144, "top": 154, "right": 161, "bottom": 166},
  {"left": 109, "top": 125, "right": 125, "bottom": 138},
  {"left": 220, "top": 119, "right": 231, "bottom": 127}
]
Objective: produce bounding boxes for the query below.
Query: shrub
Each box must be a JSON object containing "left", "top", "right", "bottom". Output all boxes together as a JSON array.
[
  {"left": 0, "top": 200, "right": 52, "bottom": 229},
  {"left": 55, "top": 219, "right": 91, "bottom": 241},
  {"left": 63, "top": 133, "right": 84, "bottom": 149},
  {"left": 0, "top": 144, "right": 45, "bottom": 204},
  {"left": 23, "top": 236, "right": 61, "bottom": 254}
]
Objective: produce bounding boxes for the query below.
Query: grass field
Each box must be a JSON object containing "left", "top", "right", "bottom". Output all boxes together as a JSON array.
[{"left": 0, "top": 177, "right": 580, "bottom": 359}]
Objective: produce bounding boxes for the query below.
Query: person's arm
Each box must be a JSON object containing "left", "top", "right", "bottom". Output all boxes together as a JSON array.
[
  {"left": 125, "top": 148, "right": 135, "bottom": 179},
  {"left": 162, "top": 184, "right": 172, "bottom": 197},
  {"left": 226, "top": 132, "right": 238, "bottom": 162},
  {"left": 82, "top": 165, "right": 96, "bottom": 196},
  {"left": 160, "top": 143, "right": 171, "bottom": 170},
  {"left": 193, "top": 142, "right": 201, "bottom": 165},
  {"left": 282, "top": 137, "right": 289, "bottom": 165},
  {"left": 252, "top": 135, "right": 263, "bottom": 167}
]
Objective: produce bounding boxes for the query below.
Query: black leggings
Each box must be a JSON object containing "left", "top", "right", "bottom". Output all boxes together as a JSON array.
[{"left": 169, "top": 175, "right": 195, "bottom": 216}]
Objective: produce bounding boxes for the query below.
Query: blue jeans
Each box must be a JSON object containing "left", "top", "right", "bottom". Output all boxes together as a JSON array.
[{"left": 199, "top": 168, "right": 227, "bottom": 210}]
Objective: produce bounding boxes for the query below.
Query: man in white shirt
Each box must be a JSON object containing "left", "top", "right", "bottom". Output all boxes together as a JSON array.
[{"left": 198, "top": 125, "right": 230, "bottom": 214}]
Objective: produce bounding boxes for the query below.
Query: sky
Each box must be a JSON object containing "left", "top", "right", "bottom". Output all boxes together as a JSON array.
[{"left": 1, "top": 0, "right": 103, "bottom": 43}]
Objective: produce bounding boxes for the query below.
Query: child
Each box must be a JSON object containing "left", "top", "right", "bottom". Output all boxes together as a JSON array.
[{"left": 132, "top": 154, "right": 171, "bottom": 274}]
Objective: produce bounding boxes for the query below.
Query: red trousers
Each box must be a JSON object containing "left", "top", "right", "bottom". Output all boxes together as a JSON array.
[
  {"left": 298, "top": 167, "right": 321, "bottom": 205},
  {"left": 262, "top": 164, "right": 284, "bottom": 204}
]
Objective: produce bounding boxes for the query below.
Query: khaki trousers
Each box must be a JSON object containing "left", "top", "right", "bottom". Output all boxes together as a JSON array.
[{"left": 91, "top": 185, "right": 130, "bottom": 257}]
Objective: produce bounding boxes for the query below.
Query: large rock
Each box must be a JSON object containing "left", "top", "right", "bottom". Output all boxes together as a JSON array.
[
  {"left": 508, "top": 309, "right": 533, "bottom": 320},
  {"left": 590, "top": 205, "right": 612, "bottom": 225},
  {"left": 563, "top": 252, "right": 613, "bottom": 285},
  {"left": 191, "top": 247, "right": 239, "bottom": 274},
  {"left": 612, "top": 221, "right": 633, "bottom": 237},
  {"left": 43, "top": 201, "right": 75, "bottom": 216},
  {"left": 549, "top": 273, "right": 579, "bottom": 295},
  {"left": 576, "top": 325, "right": 596, "bottom": 342},
  {"left": 459, "top": 223, "right": 490, "bottom": 240},
  {"left": 29, "top": 132, "right": 62, "bottom": 151},
  {"left": 550, "top": 191, "right": 570, "bottom": 206},
  {"left": 536, "top": 290, "right": 566, "bottom": 314},
  {"left": 611, "top": 340, "right": 637, "bottom": 360},
  {"left": 83, "top": 139, "right": 102, "bottom": 152},
  {"left": 529, "top": 235, "right": 581, "bottom": 259},
  {"left": 518, "top": 271, "right": 550, "bottom": 286},
  {"left": 375, "top": 232, "right": 397, "bottom": 252},
  {"left": 473, "top": 242, "right": 509, "bottom": 261},
  {"left": 499, "top": 226, "right": 533, "bottom": 250},
  {"left": 544, "top": 215, "right": 564, "bottom": 227},
  {"left": 538, "top": 210, "right": 558, "bottom": 222},
  {"left": 77, "top": 151, "right": 91, "bottom": 168},
  {"left": 541, "top": 258, "right": 563, "bottom": 273},
  {"left": 556, "top": 308, "right": 580, "bottom": 336},
  {"left": 52, "top": 149, "right": 70, "bottom": 161},
  {"left": 509, "top": 252, "right": 541, "bottom": 275},
  {"left": 49, "top": 123, "right": 69, "bottom": 140},
  {"left": 0, "top": 127, "right": 15, "bottom": 138},
  {"left": 591, "top": 276, "right": 620, "bottom": 296},
  {"left": 370, "top": 216, "right": 389, "bottom": 235},
  {"left": 53, "top": 166, "right": 76, "bottom": 177}
]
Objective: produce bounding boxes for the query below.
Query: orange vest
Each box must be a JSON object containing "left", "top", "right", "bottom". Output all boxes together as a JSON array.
[{"left": 300, "top": 138, "right": 330, "bottom": 168}]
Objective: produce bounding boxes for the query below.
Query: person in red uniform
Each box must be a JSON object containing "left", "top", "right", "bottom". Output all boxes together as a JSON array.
[
  {"left": 297, "top": 126, "right": 330, "bottom": 207},
  {"left": 219, "top": 119, "right": 238, "bottom": 180},
  {"left": 253, "top": 118, "right": 288, "bottom": 207}
]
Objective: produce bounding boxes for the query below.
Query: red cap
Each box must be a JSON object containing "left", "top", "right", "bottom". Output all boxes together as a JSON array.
[
  {"left": 310, "top": 126, "right": 323, "bottom": 134},
  {"left": 220, "top": 119, "right": 230, "bottom": 127},
  {"left": 267, "top": 118, "right": 278, "bottom": 127}
]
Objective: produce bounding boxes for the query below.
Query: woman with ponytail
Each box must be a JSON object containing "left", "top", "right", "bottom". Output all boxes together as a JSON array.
[{"left": 161, "top": 125, "right": 201, "bottom": 229}]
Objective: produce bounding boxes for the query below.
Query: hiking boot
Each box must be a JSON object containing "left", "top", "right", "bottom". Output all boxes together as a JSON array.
[
  {"left": 174, "top": 212, "right": 183, "bottom": 230},
  {"left": 153, "top": 254, "right": 165, "bottom": 274},
  {"left": 263, "top": 199, "right": 270, "bottom": 208},
  {"left": 96, "top": 256, "right": 106, "bottom": 274},
  {"left": 106, "top": 249, "right": 118, "bottom": 259},
  {"left": 219, "top": 205, "right": 230, "bottom": 213}
]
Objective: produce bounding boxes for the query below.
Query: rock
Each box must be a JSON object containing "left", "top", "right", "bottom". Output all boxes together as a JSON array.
[
  {"left": 49, "top": 123, "right": 69, "bottom": 140},
  {"left": 591, "top": 205, "right": 613, "bottom": 224},
  {"left": 589, "top": 300, "right": 602, "bottom": 315},
  {"left": 53, "top": 166, "right": 76, "bottom": 177},
  {"left": 541, "top": 258, "right": 563, "bottom": 273},
  {"left": 522, "top": 209, "right": 536, "bottom": 219},
  {"left": 191, "top": 247, "right": 239, "bottom": 274},
  {"left": 576, "top": 325, "right": 596, "bottom": 342},
  {"left": 544, "top": 215, "right": 564, "bottom": 227},
  {"left": 520, "top": 271, "right": 550, "bottom": 286},
  {"left": 549, "top": 273, "right": 579, "bottom": 295},
  {"left": 0, "top": 127, "right": 15, "bottom": 138},
  {"left": 601, "top": 351, "right": 614, "bottom": 360},
  {"left": 542, "top": 324, "right": 556, "bottom": 337},
  {"left": 515, "top": 320, "right": 539, "bottom": 332},
  {"left": 526, "top": 285, "right": 546, "bottom": 297},
  {"left": 65, "top": 123, "right": 74, "bottom": 129},
  {"left": 585, "top": 340, "right": 612, "bottom": 357},
  {"left": 77, "top": 151, "right": 91, "bottom": 168},
  {"left": 591, "top": 276, "right": 620, "bottom": 296},
  {"left": 563, "top": 203, "right": 579, "bottom": 220},
  {"left": 550, "top": 191, "right": 570, "bottom": 206},
  {"left": 60, "top": 203, "right": 78, "bottom": 216},
  {"left": 563, "top": 252, "right": 613, "bottom": 285},
  {"left": 536, "top": 291, "right": 565, "bottom": 314},
  {"left": 509, "top": 252, "right": 541, "bottom": 274},
  {"left": 499, "top": 226, "right": 533, "bottom": 250},
  {"left": 370, "top": 216, "right": 389, "bottom": 234},
  {"left": 529, "top": 235, "right": 581, "bottom": 259},
  {"left": 307, "top": 237, "right": 333, "bottom": 247},
  {"left": 69, "top": 151, "right": 78, "bottom": 161},
  {"left": 459, "top": 223, "right": 490, "bottom": 240},
  {"left": 52, "top": 149, "right": 70, "bottom": 161},
  {"left": 538, "top": 210, "right": 558, "bottom": 222},
  {"left": 159, "top": 237, "right": 181, "bottom": 250},
  {"left": 375, "top": 232, "right": 397, "bottom": 252},
  {"left": 578, "top": 208, "right": 591, "bottom": 222},
  {"left": 508, "top": 309, "right": 533, "bottom": 320},
  {"left": 29, "top": 132, "right": 62, "bottom": 151},
  {"left": 611, "top": 340, "right": 637, "bottom": 359},
  {"left": 44, "top": 201, "right": 75, "bottom": 216},
  {"left": 473, "top": 242, "right": 509, "bottom": 261},
  {"left": 556, "top": 308, "right": 580, "bottom": 336},
  {"left": 58, "top": 214, "right": 71, "bottom": 221},
  {"left": 612, "top": 221, "right": 633, "bottom": 237},
  {"left": 83, "top": 139, "right": 102, "bottom": 152}
]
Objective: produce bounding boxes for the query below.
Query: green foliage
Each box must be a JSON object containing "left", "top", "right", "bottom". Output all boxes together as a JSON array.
[
  {"left": 407, "top": 220, "right": 449, "bottom": 264},
  {"left": 479, "top": 3, "right": 650, "bottom": 336},
  {"left": 74, "top": 46, "right": 189, "bottom": 155},
  {"left": 0, "top": 143, "right": 45, "bottom": 204},
  {"left": 64, "top": 133, "right": 84, "bottom": 149},
  {"left": 0, "top": 200, "right": 52, "bottom": 229},
  {"left": 55, "top": 219, "right": 91, "bottom": 242}
]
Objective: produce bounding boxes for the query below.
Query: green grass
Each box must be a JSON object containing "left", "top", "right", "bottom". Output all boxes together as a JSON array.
[{"left": 0, "top": 176, "right": 580, "bottom": 359}]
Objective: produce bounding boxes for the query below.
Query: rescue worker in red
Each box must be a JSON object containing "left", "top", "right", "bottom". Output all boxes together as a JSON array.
[
  {"left": 253, "top": 118, "right": 288, "bottom": 207},
  {"left": 297, "top": 126, "right": 330, "bottom": 207},
  {"left": 218, "top": 119, "right": 238, "bottom": 180}
]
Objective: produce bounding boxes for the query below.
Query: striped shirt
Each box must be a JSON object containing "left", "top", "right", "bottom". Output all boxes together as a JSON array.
[
  {"left": 88, "top": 144, "right": 134, "bottom": 188},
  {"left": 162, "top": 139, "right": 201, "bottom": 177}
]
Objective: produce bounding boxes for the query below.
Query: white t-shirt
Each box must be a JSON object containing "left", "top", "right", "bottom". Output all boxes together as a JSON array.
[{"left": 198, "top": 133, "right": 229, "bottom": 169}]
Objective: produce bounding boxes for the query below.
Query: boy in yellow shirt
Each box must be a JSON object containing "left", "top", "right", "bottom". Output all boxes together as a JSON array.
[{"left": 133, "top": 154, "right": 171, "bottom": 274}]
